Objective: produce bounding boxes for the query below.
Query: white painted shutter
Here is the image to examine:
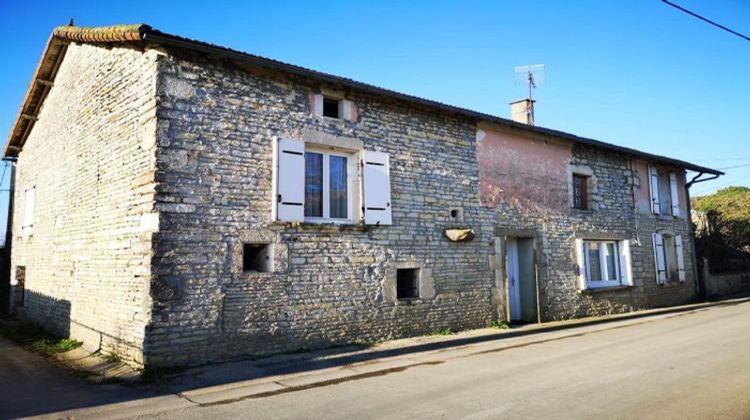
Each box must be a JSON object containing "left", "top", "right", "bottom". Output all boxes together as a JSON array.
[
  {"left": 653, "top": 233, "right": 667, "bottom": 284},
  {"left": 649, "top": 165, "right": 660, "bottom": 214},
  {"left": 576, "top": 239, "right": 588, "bottom": 290},
  {"left": 619, "top": 240, "right": 634, "bottom": 286},
  {"left": 362, "top": 150, "right": 392, "bottom": 225},
  {"left": 339, "top": 99, "right": 354, "bottom": 121},
  {"left": 23, "top": 187, "right": 35, "bottom": 228},
  {"left": 675, "top": 234, "right": 686, "bottom": 282},
  {"left": 669, "top": 172, "right": 680, "bottom": 217},
  {"left": 312, "top": 94, "right": 324, "bottom": 116},
  {"left": 274, "top": 138, "right": 305, "bottom": 222}
]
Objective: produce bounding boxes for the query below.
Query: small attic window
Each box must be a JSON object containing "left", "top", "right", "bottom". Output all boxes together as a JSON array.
[{"left": 323, "top": 97, "right": 340, "bottom": 118}]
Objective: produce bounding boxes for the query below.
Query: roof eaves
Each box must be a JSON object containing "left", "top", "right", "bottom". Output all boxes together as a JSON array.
[
  {"left": 141, "top": 29, "right": 723, "bottom": 176},
  {"left": 3, "top": 24, "right": 149, "bottom": 157},
  {"left": 3, "top": 24, "right": 724, "bottom": 178}
]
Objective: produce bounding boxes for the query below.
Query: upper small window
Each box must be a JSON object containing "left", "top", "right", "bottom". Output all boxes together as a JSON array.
[
  {"left": 323, "top": 97, "right": 340, "bottom": 118},
  {"left": 572, "top": 174, "right": 589, "bottom": 210}
]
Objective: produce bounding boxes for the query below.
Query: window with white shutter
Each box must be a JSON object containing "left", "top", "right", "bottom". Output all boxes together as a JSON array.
[
  {"left": 619, "top": 240, "right": 634, "bottom": 286},
  {"left": 578, "top": 238, "right": 631, "bottom": 289},
  {"left": 362, "top": 150, "right": 392, "bottom": 225},
  {"left": 649, "top": 165, "right": 660, "bottom": 214},
  {"left": 274, "top": 138, "right": 305, "bottom": 222},
  {"left": 653, "top": 233, "right": 667, "bottom": 284},
  {"left": 22, "top": 186, "right": 35, "bottom": 238},
  {"left": 675, "top": 234, "right": 686, "bottom": 282},
  {"left": 669, "top": 172, "right": 680, "bottom": 217},
  {"left": 575, "top": 239, "right": 588, "bottom": 290}
]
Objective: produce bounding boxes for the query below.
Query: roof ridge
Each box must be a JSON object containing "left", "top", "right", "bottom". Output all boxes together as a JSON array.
[{"left": 52, "top": 24, "right": 151, "bottom": 43}]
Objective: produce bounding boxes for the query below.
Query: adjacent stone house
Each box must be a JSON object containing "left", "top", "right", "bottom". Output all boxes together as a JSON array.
[{"left": 4, "top": 24, "right": 721, "bottom": 367}]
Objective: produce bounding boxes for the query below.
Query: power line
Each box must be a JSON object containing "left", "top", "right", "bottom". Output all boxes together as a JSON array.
[
  {"left": 662, "top": 0, "right": 750, "bottom": 42},
  {"left": 716, "top": 163, "right": 750, "bottom": 170}
]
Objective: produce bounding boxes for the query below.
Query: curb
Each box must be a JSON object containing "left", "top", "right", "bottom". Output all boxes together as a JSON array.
[{"left": 174, "top": 296, "right": 750, "bottom": 406}]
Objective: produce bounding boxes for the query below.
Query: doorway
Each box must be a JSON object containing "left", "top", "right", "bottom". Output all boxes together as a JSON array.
[{"left": 506, "top": 237, "right": 538, "bottom": 323}]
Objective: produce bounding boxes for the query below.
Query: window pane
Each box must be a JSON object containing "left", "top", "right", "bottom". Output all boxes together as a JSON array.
[
  {"left": 304, "top": 152, "right": 323, "bottom": 217},
  {"left": 658, "top": 174, "right": 672, "bottom": 215},
  {"left": 664, "top": 235, "right": 678, "bottom": 280},
  {"left": 605, "top": 243, "right": 619, "bottom": 280},
  {"left": 329, "top": 155, "right": 348, "bottom": 219},
  {"left": 587, "top": 242, "right": 601, "bottom": 281},
  {"left": 572, "top": 175, "right": 586, "bottom": 209}
]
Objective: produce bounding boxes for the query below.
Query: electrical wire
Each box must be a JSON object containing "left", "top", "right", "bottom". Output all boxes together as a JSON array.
[{"left": 662, "top": 0, "right": 750, "bottom": 42}]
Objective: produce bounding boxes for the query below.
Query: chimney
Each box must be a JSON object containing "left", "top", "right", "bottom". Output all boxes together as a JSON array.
[{"left": 510, "top": 98, "right": 535, "bottom": 125}]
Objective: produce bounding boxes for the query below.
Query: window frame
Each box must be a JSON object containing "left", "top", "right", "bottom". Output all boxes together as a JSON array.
[
  {"left": 583, "top": 240, "right": 624, "bottom": 288},
  {"left": 303, "top": 146, "right": 357, "bottom": 224},
  {"left": 572, "top": 174, "right": 589, "bottom": 210}
]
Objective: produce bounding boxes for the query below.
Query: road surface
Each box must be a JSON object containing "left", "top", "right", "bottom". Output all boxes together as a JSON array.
[{"left": 152, "top": 301, "right": 750, "bottom": 419}]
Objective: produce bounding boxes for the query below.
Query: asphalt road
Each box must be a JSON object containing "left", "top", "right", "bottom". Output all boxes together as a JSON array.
[
  {"left": 152, "top": 300, "right": 750, "bottom": 420},
  {"left": 0, "top": 334, "right": 154, "bottom": 419}
]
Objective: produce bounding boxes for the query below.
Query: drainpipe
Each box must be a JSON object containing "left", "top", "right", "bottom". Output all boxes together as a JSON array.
[
  {"left": 685, "top": 172, "right": 720, "bottom": 300},
  {"left": 1, "top": 158, "right": 16, "bottom": 314}
]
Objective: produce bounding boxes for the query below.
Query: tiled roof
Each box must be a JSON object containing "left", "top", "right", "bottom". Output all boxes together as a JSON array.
[
  {"left": 3, "top": 24, "right": 723, "bottom": 177},
  {"left": 51, "top": 24, "right": 148, "bottom": 43}
]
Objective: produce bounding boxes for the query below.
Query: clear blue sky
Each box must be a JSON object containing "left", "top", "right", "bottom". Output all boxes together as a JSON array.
[{"left": 0, "top": 0, "right": 748, "bottom": 238}]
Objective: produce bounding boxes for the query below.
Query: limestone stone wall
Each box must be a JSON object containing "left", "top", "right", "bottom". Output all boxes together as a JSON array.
[
  {"left": 481, "top": 137, "right": 698, "bottom": 322},
  {"left": 144, "top": 51, "right": 497, "bottom": 366},
  {"left": 10, "top": 43, "right": 160, "bottom": 365}
]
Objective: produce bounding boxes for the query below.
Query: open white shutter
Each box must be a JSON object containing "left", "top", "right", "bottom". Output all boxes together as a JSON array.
[
  {"left": 312, "top": 94, "right": 324, "bottom": 116},
  {"left": 619, "top": 240, "right": 634, "bottom": 286},
  {"left": 675, "top": 234, "right": 686, "bottom": 282},
  {"left": 576, "top": 239, "right": 588, "bottom": 290},
  {"left": 669, "top": 172, "right": 680, "bottom": 217},
  {"left": 274, "top": 138, "right": 305, "bottom": 222},
  {"left": 649, "top": 165, "right": 660, "bottom": 214},
  {"left": 338, "top": 99, "right": 354, "bottom": 121},
  {"left": 653, "top": 233, "right": 667, "bottom": 284},
  {"left": 362, "top": 150, "right": 392, "bottom": 225},
  {"left": 22, "top": 187, "right": 35, "bottom": 238},
  {"left": 23, "top": 187, "right": 35, "bottom": 228}
]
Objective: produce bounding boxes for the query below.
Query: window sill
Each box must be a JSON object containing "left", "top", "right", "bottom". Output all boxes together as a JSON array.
[
  {"left": 395, "top": 298, "right": 426, "bottom": 305},
  {"left": 581, "top": 285, "right": 634, "bottom": 294},
  {"left": 659, "top": 280, "right": 685, "bottom": 288},
  {"left": 272, "top": 220, "right": 371, "bottom": 232}
]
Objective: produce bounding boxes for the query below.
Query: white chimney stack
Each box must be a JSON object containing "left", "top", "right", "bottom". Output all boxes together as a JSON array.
[{"left": 510, "top": 98, "right": 535, "bottom": 125}]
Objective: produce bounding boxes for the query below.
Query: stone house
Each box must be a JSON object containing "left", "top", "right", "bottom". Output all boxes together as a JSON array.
[{"left": 3, "top": 24, "right": 721, "bottom": 367}]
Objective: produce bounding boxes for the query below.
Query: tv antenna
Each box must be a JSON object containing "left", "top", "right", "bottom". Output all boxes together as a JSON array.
[
  {"left": 514, "top": 64, "right": 545, "bottom": 102},
  {"left": 513, "top": 64, "right": 545, "bottom": 125}
]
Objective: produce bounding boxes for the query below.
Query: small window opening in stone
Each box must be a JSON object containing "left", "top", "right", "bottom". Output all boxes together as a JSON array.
[
  {"left": 396, "top": 268, "right": 420, "bottom": 299},
  {"left": 243, "top": 243, "right": 272, "bottom": 273},
  {"left": 449, "top": 207, "right": 463, "bottom": 220},
  {"left": 323, "top": 97, "right": 340, "bottom": 118},
  {"left": 14, "top": 266, "right": 26, "bottom": 307}
]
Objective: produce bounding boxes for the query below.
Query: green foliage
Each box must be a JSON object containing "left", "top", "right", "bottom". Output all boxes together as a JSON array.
[
  {"left": 693, "top": 186, "right": 750, "bottom": 255},
  {"left": 0, "top": 321, "right": 82, "bottom": 357},
  {"left": 429, "top": 327, "right": 454, "bottom": 336},
  {"left": 105, "top": 352, "right": 122, "bottom": 363},
  {"left": 487, "top": 319, "right": 511, "bottom": 329}
]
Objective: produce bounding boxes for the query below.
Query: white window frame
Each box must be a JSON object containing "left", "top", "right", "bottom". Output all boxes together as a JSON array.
[
  {"left": 303, "top": 146, "right": 358, "bottom": 224},
  {"left": 580, "top": 239, "right": 632, "bottom": 289}
]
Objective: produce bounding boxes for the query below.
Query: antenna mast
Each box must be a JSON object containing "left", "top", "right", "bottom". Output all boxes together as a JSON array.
[{"left": 513, "top": 64, "right": 545, "bottom": 125}]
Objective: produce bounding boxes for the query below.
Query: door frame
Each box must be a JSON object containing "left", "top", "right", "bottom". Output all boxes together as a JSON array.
[{"left": 496, "top": 228, "right": 541, "bottom": 324}]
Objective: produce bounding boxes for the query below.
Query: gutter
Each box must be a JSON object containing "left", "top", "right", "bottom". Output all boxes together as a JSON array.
[{"left": 684, "top": 171, "right": 721, "bottom": 299}]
